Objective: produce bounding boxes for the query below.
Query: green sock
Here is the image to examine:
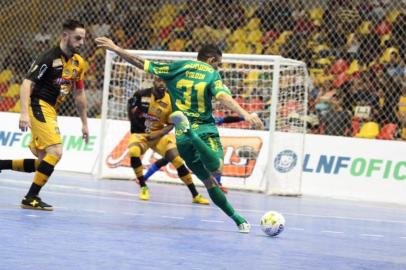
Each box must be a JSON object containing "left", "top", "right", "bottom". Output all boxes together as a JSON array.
[
  {"left": 188, "top": 131, "right": 220, "bottom": 172},
  {"left": 207, "top": 186, "right": 246, "bottom": 225}
]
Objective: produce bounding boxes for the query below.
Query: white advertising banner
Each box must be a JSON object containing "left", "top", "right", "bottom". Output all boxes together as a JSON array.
[
  {"left": 99, "top": 119, "right": 269, "bottom": 191},
  {"left": 3, "top": 111, "right": 405, "bottom": 204},
  {"left": 0, "top": 112, "right": 100, "bottom": 173},
  {"left": 267, "top": 131, "right": 305, "bottom": 195},
  {"left": 301, "top": 134, "right": 406, "bottom": 204}
]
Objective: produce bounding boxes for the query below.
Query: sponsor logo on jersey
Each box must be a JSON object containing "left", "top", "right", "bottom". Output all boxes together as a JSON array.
[
  {"left": 214, "top": 80, "right": 223, "bottom": 89},
  {"left": 141, "top": 97, "right": 151, "bottom": 103},
  {"left": 29, "top": 64, "right": 38, "bottom": 74},
  {"left": 153, "top": 66, "right": 169, "bottom": 74},
  {"left": 71, "top": 59, "right": 79, "bottom": 66},
  {"left": 184, "top": 111, "right": 200, "bottom": 118},
  {"left": 159, "top": 101, "right": 168, "bottom": 108},
  {"left": 52, "top": 58, "right": 63, "bottom": 67},
  {"left": 141, "top": 112, "right": 159, "bottom": 121},
  {"left": 55, "top": 78, "right": 72, "bottom": 85},
  {"left": 37, "top": 64, "right": 48, "bottom": 79},
  {"left": 28, "top": 59, "right": 37, "bottom": 73}
]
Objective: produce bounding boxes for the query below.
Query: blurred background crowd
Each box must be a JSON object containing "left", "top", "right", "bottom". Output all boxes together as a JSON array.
[{"left": 0, "top": 0, "right": 405, "bottom": 140}]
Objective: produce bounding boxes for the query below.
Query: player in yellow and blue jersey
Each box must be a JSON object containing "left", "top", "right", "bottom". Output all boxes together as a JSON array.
[{"left": 127, "top": 76, "right": 208, "bottom": 205}]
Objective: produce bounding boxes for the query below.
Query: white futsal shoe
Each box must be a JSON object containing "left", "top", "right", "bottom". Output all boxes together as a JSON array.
[{"left": 238, "top": 221, "right": 251, "bottom": 233}]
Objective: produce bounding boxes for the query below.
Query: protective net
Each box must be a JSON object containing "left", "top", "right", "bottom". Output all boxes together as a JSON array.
[
  {"left": 100, "top": 51, "right": 307, "bottom": 183},
  {"left": 1, "top": 0, "right": 406, "bottom": 140},
  {"left": 107, "top": 53, "right": 307, "bottom": 131}
]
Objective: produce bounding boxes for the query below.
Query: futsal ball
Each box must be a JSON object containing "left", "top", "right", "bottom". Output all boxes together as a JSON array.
[{"left": 260, "top": 211, "right": 285, "bottom": 237}]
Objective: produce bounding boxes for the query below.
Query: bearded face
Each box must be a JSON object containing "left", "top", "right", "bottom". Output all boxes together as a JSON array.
[{"left": 65, "top": 28, "right": 86, "bottom": 54}]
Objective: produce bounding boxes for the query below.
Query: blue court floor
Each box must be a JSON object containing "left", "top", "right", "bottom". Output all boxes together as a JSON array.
[{"left": 1, "top": 171, "right": 406, "bottom": 270}]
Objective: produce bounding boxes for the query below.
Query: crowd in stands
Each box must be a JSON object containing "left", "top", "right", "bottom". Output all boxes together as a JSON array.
[{"left": 1, "top": 0, "right": 406, "bottom": 140}]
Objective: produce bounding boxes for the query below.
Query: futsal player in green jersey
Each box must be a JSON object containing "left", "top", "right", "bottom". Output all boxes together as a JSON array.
[{"left": 95, "top": 37, "right": 264, "bottom": 233}]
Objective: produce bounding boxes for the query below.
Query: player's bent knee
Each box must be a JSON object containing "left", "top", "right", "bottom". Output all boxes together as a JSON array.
[
  {"left": 29, "top": 145, "right": 39, "bottom": 158},
  {"left": 130, "top": 156, "right": 142, "bottom": 169},
  {"left": 205, "top": 158, "right": 221, "bottom": 173},
  {"left": 170, "top": 155, "right": 184, "bottom": 169},
  {"left": 176, "top": 164, "right": 190, "bottom": 177},
  {"left": 218, "top": 159, "right": 224, "bottom": 171},
  {"left": 201, "top": 177, "right": 216, "bottom": 189},
  {"left": 46, "top": 144, "right": 63, "bottom": 159},
  {"left": 129, "top": 145, "right": 142, "bottom": 158}
]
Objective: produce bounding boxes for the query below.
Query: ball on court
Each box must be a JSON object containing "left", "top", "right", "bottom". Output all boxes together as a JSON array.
[{"left": 260, "top": 211, "right": 285, "bottom": 237}]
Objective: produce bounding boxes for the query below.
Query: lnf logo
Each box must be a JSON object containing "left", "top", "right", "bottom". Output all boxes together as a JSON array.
[{"left": 274, "top": 150, "right": 298, "bottom": 173}]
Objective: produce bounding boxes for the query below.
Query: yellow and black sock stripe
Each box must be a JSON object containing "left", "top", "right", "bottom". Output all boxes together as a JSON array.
[
  {"left": 0, "top": 159, "right": 40, "bottom": 173},
  {"left": 33, "top": 154, "right": 60, "bottom": 187},
  {"left": 131, "top": 157, "right": 146, "bottom": 187},
  {"left": 177, "top": 165, "right": 193, "bottom": 185},
  {"left": 171, "top": 156, "right": 194, "bottom": 185},
  {"left": 13, "top": 159, "right": 40, "bottom": 172},
  {"left": 176, "top": 164, "right": 198, "bottom": 197}
]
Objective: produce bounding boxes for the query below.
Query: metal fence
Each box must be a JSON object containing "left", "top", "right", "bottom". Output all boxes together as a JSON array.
[{"left": 0, "top": 0, "right": 405, "bottom": 140}]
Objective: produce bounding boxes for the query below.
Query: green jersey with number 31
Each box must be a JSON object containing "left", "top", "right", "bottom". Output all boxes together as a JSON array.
[{"left": 144, "top": 59, "right": 231, "bottom": 125}]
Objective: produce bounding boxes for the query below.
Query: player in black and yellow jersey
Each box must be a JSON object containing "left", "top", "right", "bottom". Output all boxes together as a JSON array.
[
  {"left": 128, "top": 77, "right": 209, "bottom": 204},
  {"left": 0, "top": 20, "right": 89, "bottom": 211}
]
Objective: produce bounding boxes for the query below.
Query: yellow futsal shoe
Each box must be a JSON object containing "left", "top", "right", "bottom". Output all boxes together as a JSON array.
[
  {"left": 192, "top": 194, "right": 209, "bottom": 205},
  {"left": 139, "top": 186, "right": 150, "bottom": 201}
]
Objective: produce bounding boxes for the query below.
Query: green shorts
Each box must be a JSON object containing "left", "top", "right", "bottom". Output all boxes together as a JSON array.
[{"left": 176, "top": 124, "right": 224, "bottom": 180}]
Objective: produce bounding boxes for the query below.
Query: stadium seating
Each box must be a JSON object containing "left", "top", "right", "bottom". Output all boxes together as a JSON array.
[
  {"left": 0, "top": 1, "right": 405, "bottom": 140},
  {"left": 376, "top": 123, "right": 397, "bottom": 140},
  {"left": 355, "top": 122, "right": 380, "bottom": 139}
]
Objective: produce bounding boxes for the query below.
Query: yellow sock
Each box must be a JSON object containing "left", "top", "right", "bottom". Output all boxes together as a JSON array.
[
  {"left": 12, "top": 159, "right": 40, "bottom": 172},
  {"left": 33, "top": 154, "right": 59, "bottom": 186},
  {"left": 402, "top": 128, "right": 406, "bottom": 140},
  {"left": 180, "top": 173, "right": 193, "bottom": 185}
]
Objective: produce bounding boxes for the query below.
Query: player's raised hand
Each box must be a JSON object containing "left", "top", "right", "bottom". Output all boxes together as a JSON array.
[
  {"left": 19, "top": 112, "right": 31, "bottom": 132},
  {"left": 82, "top": 124, "right": 89, "bottom": 144},
  {"left": 95, "top": 37, "right": 117, "bottom": 51},
  {"left": 245, "top": 112, "right": 264, "bottom": 130}
]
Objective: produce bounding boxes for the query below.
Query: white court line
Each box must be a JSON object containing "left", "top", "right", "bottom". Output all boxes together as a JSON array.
[
  {"left": 288, "top": 227, "right": 305, "bottom": 231},
  {"left": 26, "top": 214, "right": 39, "bottom": 218},
  {"left": 161, "top": 215, "right": 184, "bottom": 220},
  {"left": 0, "top": 184, "right": 399, "bottom": 239},
  {"left": 321, "top": 230, "right": 344, "bottom": 234},
  {"left": 400, "top": 237, "right": 406, "bottom": 239},
  {"left": 82, "top": 209, "right": 106, "bottom": 214},
  {"left": 201, "top": 219, "right": 224, "bottom": 223},
  {"left": 123, "top": 212, "right": 145, "bottom": 216},
  {"left": 0, "top": 186, "right": 210, "bottom": 210},
  {"left": 2, "top": 179, "right": 406, "bottom": 225},
  {"left": 278, "top": 211, "right": 406, "bottom": 225},
  {"left": 360, "top": 234, "right": 384, "bottom": 238}
]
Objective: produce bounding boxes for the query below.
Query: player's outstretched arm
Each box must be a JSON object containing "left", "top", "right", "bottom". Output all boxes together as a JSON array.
[
  {"left": 215, "top": 115, "right": 245, "bottom": 125},
  {"left": 95, "top": 37, "right": 145, "bottom": 70},
  {"left": 19, "top": 79, "right": 32, "bottom": 132},
  {"left": 73, "top": 89, "right": 89, "bottom": 143},
  {"left": 216, "top": 93, "right": 264, "bottom": 130}
]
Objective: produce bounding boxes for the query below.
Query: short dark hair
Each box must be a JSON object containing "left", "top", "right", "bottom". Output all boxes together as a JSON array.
[
  {"left": 62, "top": 19, "right": 85, "bottom": 31},
  {"left": 197, "top": 44, "right": 222, "bottom": 61}
]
